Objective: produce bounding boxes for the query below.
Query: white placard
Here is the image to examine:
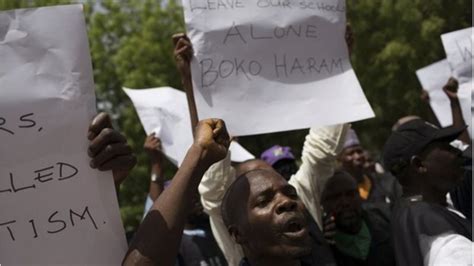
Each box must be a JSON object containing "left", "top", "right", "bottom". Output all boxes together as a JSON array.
[
  {"left": 441, "top": 27, "right": 473, "bottom": 136},
  {"left": 0, "top": 5, "right": 126, "bottom": 265},
  {"left": 123, "top": 87, "right": 255, "bottom": 166},
  {"left": 183, "top": 0, "right": 374, "bottom": 136},
  {"left": 416, "top": 60, "right": 453, "bottom": 127}
]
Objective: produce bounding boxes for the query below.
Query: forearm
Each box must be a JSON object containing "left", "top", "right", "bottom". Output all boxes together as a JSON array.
[
  {"left": 124, "top": 144, "right": 209, "bottom": 266},
  {"left": 148, "top": 161, "right": 164, "bottom": 201},
  {"left": 450, "top": 99, "right": 470, "bottom": 144},
  {"left": 182, "top": 73, "right": 199, "bottom": 130}
]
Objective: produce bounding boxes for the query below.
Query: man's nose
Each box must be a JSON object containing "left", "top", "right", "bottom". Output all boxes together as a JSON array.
[{"left": 275, "top": 195, "right": 297, "bottom": 214}]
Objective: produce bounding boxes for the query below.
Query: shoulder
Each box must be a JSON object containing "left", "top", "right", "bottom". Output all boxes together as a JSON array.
[{"left": 393, "top": 198, "right": 470, "bottom": 237}]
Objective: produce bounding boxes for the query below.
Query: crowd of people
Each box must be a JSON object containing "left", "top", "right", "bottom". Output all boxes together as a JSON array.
[
  {"left": 1, "top": 2, "right": 470, "bottom": 265},
  {"left": 17, "top": 17, "right": 466, "bottom": 266},
  {"left": 87, "top": 29, "right": 472, "bottom": 266}
]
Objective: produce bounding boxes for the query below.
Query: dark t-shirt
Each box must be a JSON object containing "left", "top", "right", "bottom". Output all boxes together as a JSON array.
[
  {"left": 391, "top": 197, "right": 472, "bottom": 266},
  {"left": 365, "top": 172, "right": 402, "bottom": 206},
  {"left": 177, "top": 227, "right": 227, "bottom": 266},
  {"left": 450, "top": 152, "right": 472, "bottom": 220}
]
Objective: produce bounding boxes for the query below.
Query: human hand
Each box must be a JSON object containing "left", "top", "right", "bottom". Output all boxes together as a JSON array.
[
  {"left": 443, "top": 77, "right": 459, "bottom": 100},
  {"left": 323, "top": 214, "right": 336, "bottom": 245},
  {"left": 144, "top": 133, "right": 163, "bottom": 161},
  {"left": 420, "top": 90, "right": 430, "bottom": 102},
  {"left": 193, "top": 119, "right": 230, "bottom": 167},
  {"left": 88, "top": 112, "right": 137, "bottom": 186},
  {"left": 172, "top": 33, "right": 193, "bottom": 78}
]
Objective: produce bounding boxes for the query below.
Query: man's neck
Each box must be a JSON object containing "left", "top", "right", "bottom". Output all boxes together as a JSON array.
[
  {"left": 422, "top": 189, "right": 448, "bottom": 206},
  {"left": 403, "top": 186, "right": 448, "bottom": 206}
]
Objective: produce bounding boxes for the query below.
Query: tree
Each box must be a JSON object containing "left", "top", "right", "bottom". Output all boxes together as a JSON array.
[
  {"left": 347, "top": 0, "right": 471, "bottom": 152},
  {"left": 87, "top": 0, "right": 184, "bottom": 232}
]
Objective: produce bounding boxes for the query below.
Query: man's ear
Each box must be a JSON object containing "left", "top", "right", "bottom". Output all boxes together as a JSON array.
[
  {"left": 228, "top": 225, "right": 247, "bottom": 244},
  {"left": 410, "top": 156, "right": 427, "bottom": 174}
]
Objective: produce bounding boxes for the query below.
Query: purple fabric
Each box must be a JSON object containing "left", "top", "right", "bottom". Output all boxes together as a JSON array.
[
  {"left": 260, "top": 145, "right": 295, "bottom": 166},
  {"left": 343, "top": 129, "right": 360, "bottom": 149}
]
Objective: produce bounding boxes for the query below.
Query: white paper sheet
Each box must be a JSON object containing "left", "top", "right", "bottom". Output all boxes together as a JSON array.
[
  {"left": 416, "top": 60, "right": 453, "bottom": 127},
  {"left": 123, "top": 87, "right": 254, "bottom": 166},
  {"left": 182, "top": 0, "right": 374, "bottom": 136},
  {"left": 441, "top": 27, "right": 473, "bottom": 136},
  {"left": 0, "top": 5, "right": 126, "bottom": 265}
]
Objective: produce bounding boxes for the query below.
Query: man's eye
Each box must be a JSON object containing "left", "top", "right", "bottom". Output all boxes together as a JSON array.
[
  {"left": 256, "top": 197, "right": 270, "bottom": 207},
  {"left": 287, "top": 190, "right": 298, "bottom": 198}
]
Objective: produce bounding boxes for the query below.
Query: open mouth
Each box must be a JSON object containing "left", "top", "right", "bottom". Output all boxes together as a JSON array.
[{"left": 282, "top": 218, "right": 308, "bottom": 239}]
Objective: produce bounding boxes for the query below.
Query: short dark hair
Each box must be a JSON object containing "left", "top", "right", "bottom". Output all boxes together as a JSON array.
[{"left": 221, "top": 169, "right": 272, "bottom": 228}]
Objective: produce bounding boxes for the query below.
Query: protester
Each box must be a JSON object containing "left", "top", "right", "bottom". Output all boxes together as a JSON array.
[
  {"left": 417, "top": 77, "right": 472, "bottom": 220},
  {"left": 321, "top": 170, "right": 395, "bottom": 266},
  {"left": 173, "top": 31, "right": 348, "bottom": 265},
  {"left": 383, "top": 118, "right": 472, "bottom": 265},
  {"left": 338, "top": 129, "right": 401, "bottom": 205},
  {"left": 199, "top": 124, "right": 349, "bottom": 265},
  {"left": 260, "top": 145, "right": 298, "bottom": 180},
  {"left": 123, "top": 118, "right": 231, "bottom": 265},
  {"left": 221, "top": 168, "right": 334, "bottom": 266},
  {"left": 142, "top": 134, "right": 227, "bottom": 266}
]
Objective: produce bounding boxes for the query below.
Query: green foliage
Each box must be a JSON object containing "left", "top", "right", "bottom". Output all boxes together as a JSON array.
[
  {"left": 347, "top": 0, "right": 471, "bottom": 152},
  {"left": 87, "top": 0, "right": 184, "bottom": 232},
  {"left": 1, "top": 0, "right": 471, "bottom": 233}
]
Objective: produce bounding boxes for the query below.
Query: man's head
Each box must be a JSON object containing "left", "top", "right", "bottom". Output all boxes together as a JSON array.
[
  {"left": 321, "top": 171, "right": 362, "bottom": 234},
  {"left": 362, "top": 150, "right": 376, "bottom": 174},
  {"left": 260, "top": 145, "right": 298, "bottom": 180},
  {"left": 391, "top": 115, "right": 420, "bottom": 132},
  {"left": 339, "top": 129, "right": 366, "bottom": 181},
  {"left": 235, "top": 158, "right": 273, "bottom": 177},
  {"left": 222, "top": 169, "right": 311, "bottom": 260},
  {"left": 383, "top": 118, "right": 465, "bottom": 193}
]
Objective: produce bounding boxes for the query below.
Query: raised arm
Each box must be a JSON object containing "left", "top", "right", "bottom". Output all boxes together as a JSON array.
[
  {"left": 173, "top": 33, "right": 198, "bottom": 129},
  {"left": 198, "top": 152, "right": 245, "bottom": 265},
  {"left": 443, "top": 77, "right": 470, "bottom": 144},
  {"left": 288, "top": 124, "right": 350, "bottom": 229},
  {"left": 123, "top": 119, "right": 230, "bottom": 266},
  {"left": 143, "top": 133, "right": 165, "bottom": 202}
]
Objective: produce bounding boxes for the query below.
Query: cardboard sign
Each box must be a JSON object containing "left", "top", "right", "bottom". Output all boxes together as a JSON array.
[
  {"left": 183, "top": 0, "right": 374, "bottom": 136},
  {"left": 123, "top": 87, "right": 255, "bottom": 166},
  {"left": 0, "top": 5, "right": 126, "bottom": 264},
  {"left": 416, "top": 60, "right": 453, "bottom": 127},
  {"left": 441, "top": 27, "right": 473, "bottom": 136}
]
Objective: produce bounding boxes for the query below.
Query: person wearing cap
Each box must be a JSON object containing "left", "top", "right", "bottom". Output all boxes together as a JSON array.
[
  {"left": 260, "top": 145, "right": 298, "bottom": 181},
  {"left": 382, "top": 118, "right": 472, "bottom": 266},
  {"left": 338, "top": 129, "right": 402, "bottom": 205}
]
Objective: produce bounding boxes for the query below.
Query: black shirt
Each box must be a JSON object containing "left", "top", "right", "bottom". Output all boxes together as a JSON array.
[
  {"left": 391, "top": 197, "right": 472, "bottom": 266},
  {"left": 177, "top": 226, "right": 227, "bottom": 266}
]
